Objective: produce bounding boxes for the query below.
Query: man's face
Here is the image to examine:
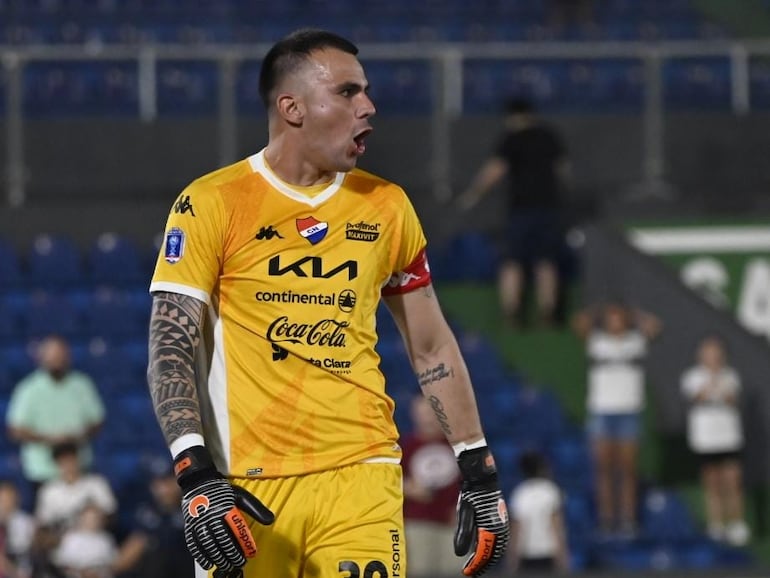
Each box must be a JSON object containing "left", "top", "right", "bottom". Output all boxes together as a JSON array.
[
  {"left": 291, "top": 48, "right": 375, "bottom": 173},
  {"left": 38, "top": 337, "right": 71, "bottom": 380}
]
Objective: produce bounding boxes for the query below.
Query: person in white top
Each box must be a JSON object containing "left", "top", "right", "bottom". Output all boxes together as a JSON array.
[
  {"left": 54, "top": 503, "right": 118, "bottom": 578},
  {"left": 507, "top": 452, "right": 568, "bottom": 574},
  {"left": 573, "top": 303, "right": 661, "bottom": 537},
  {"left": 35, "top": 442, "right": 117, "bottom": 531},
  {"left": 681, "top": 336, "right": 748, "bottom": 546},
  {"left": 0, "top": 480, "right": 36, "bottom": 578}
]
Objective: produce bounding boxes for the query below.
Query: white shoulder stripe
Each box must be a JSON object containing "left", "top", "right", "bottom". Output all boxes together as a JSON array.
[{"left": 149, "top": 281, "right": 210, "bottom": 305}]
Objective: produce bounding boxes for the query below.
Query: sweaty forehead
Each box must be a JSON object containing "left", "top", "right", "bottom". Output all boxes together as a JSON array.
[{"left": 302, "top": 48, "right": 366, "bottom": 85}]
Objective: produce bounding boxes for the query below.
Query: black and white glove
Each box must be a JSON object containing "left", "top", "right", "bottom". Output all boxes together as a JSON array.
[
  {"left": 454, "top": 446, "right": 510, "bottom": 577},
  {"left": 175, "top": 446, "right": 275, "bottom": 575}
]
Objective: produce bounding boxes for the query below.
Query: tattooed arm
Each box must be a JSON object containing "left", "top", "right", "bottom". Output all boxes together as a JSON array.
[
  {"left": 384, "top": 284, "right": 484, "bottom": 445},
  {"left": 147, "top": 291, "right": 206, "bottom": 448}
]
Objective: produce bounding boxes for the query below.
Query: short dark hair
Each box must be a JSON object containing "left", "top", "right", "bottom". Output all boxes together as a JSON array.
[
  {"left": 505, "top": 97, "right": 535, "bottom": 116},
  {"left": 519, "top": 450, "right": 547, "bottom": 479},
  {"left": 52, "top": 441, "right": 79, "bottom": 461},
  {"left": 259, "top": 28, "right": 359, "bottom": 109}
]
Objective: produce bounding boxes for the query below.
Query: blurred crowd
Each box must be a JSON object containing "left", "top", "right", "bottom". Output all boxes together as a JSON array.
[{"left": 1, "top": 336, "right": 192, "bottom": 578}]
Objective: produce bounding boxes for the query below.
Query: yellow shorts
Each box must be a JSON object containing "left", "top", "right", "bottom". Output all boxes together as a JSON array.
[{"left": 198, "top": 462, "right": 406, "bottom": 578}]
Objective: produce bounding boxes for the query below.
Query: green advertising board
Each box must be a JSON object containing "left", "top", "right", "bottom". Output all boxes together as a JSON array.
[{"left": 628, "top": 224, "right": 770, "bottom": 338}]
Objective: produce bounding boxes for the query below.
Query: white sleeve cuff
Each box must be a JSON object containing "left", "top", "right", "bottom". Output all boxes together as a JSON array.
[
  {"left": 452, "top": 437, "right": 488, "bottom": 458},
  {"left": 169, "top": 434, "right": 206, "bottom": 459}
]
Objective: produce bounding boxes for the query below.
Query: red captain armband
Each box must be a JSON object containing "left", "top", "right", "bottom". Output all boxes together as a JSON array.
[{"left": 382, "top": 249, "right": 432, "bottom": 296}]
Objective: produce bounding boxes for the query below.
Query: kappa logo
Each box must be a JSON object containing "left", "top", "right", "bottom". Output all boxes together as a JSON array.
[
  {"left": 296, "top": 216, "right": 329, "bottom": 245},
  {"left": 271, "top": 343, "right": 289, "bottom": 361},
  {"left": 255, "top": 226, "right": 283, "bottom": 240},
  {"left": 174, "top": 195, "right": 196, "bottom": 217}
]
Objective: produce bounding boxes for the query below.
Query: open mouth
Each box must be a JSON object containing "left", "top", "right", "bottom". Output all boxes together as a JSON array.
[{"left": 353, "top": 127, "right": 373, "bottom": 155}]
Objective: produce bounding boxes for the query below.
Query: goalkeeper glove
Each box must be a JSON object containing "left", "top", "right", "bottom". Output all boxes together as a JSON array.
[
  {"left": 454, "top": 446, "right": 510, "bottom": 577},
  {"left": 174, "top": 446, "right": 275, "bottom": 573}
]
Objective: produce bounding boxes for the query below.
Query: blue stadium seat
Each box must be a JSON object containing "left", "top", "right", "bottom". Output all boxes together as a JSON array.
[
  {"left": 640, "top": 488, "right": 696, "bottom": 542},
  {"left": 664, "top": 57, "right": 731, "bottom": 111},
  {"left": 548, "top": 433, "right": 593, "bottom": 492},
  {"left": 156, "top": 61, "right": 218, "bottom": 116},
  {"left": 0, "top": 238, "right": 22, "bottom": 290},
  {"left": 431, "top": 231, "right": 499, "bottom": 282},
  {"left": 362, "top": 60, "right": 433, "bottom": 115},
  {"left": 457, "top": 333, "right": 509, "bottom": 381},
  {"left": 490, "top": 440, "right": 523, "bottom": 498},
  {"left": 508, "top": 387, "right": 566, "bottom": 446},
  {"left": 596, "top": 541, "right": 679, "bottom": 571},
  {"left": 22, "top": 292, "right": 82, "bottom": 339},
  {"left": 25, "top": 234, "right": 82, "bottom": 289},
  {"left": 563, "top": 491, "right": 596, "bottom": 548},
  {"left": 0, "top": 300, "right": 22, "bottom": 345},
  {"left": 0, "top": 344, "right": 36, "bottom": 385},
  {"left": 750, "top": 60, "right": 770, "bottom": 110},
  {"left": 0, "top": 365, "right": 13, "bottom": 395},
  {"left": 87, "top": 233, "right": 146, "bottom": 286},
  {"left": 23, "top": 61, "right": 139, "bottom": 117},
  {"left": 81, "top": 339, "right": 146, "bottom": 396},
  {"left": 82, "top": 289, "right": 145, "bottom": 340},
  {"left": 236, "top": 60, "right": 264, "bottom": 116}
]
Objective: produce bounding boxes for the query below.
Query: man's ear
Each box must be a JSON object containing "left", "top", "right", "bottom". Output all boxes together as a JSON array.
[{"left": 276, "top": 93, "right": 303, "bottom": 126}]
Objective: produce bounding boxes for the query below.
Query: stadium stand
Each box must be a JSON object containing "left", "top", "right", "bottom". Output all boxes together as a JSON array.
[
  {"left": 0, "top": 232, "right": 753, "bottom": 572},
  {"left": 0, "top": 0, "right": 742, "bottom": 117}
]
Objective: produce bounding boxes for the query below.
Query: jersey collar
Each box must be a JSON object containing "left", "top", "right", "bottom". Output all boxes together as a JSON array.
[{"left": 247, "top": 149, "right": 345, "bottom": 208}]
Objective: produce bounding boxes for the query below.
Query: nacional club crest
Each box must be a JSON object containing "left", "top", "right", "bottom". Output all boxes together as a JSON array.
[
  {"left": 296, "top": 216, "right": 329, "bottom": 245},
  {"left": 164, "top": 227, "right": 185, "bottom": 264}
]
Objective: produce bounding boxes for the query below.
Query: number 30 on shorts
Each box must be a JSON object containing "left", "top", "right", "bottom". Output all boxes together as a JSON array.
[{"left": 338, "top": 560, "right": 390, "bottom": 577}]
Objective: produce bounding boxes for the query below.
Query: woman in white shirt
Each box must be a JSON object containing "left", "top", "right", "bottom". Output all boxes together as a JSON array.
[
  {"left": 573, "top": 303, "right": 661, "bottom": 538},
  {"left": 681, "top": 336, "right": 748, "bottom": 546},
  {"left": 507, "top": 452, "right": 568, "bottom": 574}
]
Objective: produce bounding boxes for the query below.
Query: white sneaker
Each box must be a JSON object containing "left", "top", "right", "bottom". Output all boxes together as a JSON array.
[{"left": 725, "top": 520, "right": 750, "bottom": 546}]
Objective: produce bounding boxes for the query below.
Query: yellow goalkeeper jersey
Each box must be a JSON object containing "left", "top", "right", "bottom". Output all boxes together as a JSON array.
[{"left": 150, "top": 150, "right": 430, "bottom": 479}]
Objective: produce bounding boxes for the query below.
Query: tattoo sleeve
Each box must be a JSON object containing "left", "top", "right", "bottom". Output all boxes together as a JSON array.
[{"left": 147, "top": 292, "right": 206, "bottom": 446}]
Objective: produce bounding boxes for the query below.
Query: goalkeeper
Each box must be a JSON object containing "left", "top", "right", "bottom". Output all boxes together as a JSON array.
[{"left": 147, "top": 28, "right": 508, "bottom": 578}]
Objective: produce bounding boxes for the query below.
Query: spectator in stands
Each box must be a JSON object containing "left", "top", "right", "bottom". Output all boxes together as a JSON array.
[
  {"left": 0, "top": 479, "right": 35, "bottom": 578},
  {"left": 507, "top": 451, "right": 568, "bottom": 574},
  {"left": 402, "top": 396, "right": 461, "bottom": 578},
  {"left": 35, "top": 442, "right": 117, "bottom": 531},
  {"left": 572, "top": 303, "right": 661, "bottom": 538},
  {"left": 6, "top": 335, "right": 105, "bottom": 496},
  {"left": 457, "top": 97, "right": 570, "bottom": 329},
  {"left": 53, "top": 503, "right": 118, "bottom": 578},
  {"left": 112, "top": 459, "right": 192, "bottom": 578},
  {"left": 681, "top": 336, "right": 749, "bottom": 546}
]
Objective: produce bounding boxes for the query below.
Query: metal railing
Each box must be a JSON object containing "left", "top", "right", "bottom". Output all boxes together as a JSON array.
[{"left": 3, "top": 39, "right": 770, "bottom": 206}]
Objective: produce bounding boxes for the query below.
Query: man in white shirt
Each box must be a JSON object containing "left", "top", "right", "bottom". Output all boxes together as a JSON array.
[
  {"left": 35, "top": 442, "right": 117, "bottom": 530},
  {"left": 508, "top": 452, "right": 568, "bottom": 573}
]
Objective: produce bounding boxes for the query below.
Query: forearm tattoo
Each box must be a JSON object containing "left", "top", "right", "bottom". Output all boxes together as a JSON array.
[
  {"left": 417, "top": 363, "right": 455, "bottom": 388},
  {"left": 427, "top": 395, "right": 452, "bottom": 436},
  {"left": 147, "top": 292, "right": 205, "bottom": 445}
]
